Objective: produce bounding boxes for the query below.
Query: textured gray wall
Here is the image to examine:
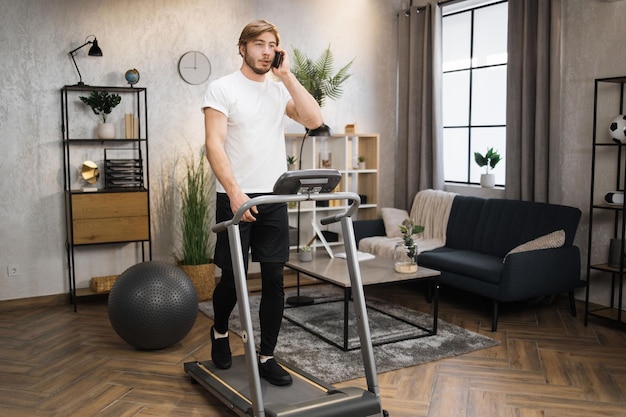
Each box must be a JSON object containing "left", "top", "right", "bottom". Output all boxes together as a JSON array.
[
  {"left": 1, "top": 0, "right": 625, "bottom": 305},
  {"left": 0, "top": 0, "right": 402, "bottom": 300}
]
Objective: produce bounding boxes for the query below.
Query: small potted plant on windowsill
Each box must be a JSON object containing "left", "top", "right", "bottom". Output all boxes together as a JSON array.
[
  {"left": 474, "top": 147, "right": 502, "bottom": 188},
  {"left": 79, "top": 90, "right": 122, "bottom": 139}
]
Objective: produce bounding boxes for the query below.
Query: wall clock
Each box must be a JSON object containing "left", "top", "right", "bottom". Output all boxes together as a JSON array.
[{"left": 178, "top": 51, "right": 211, "bottom": 85}]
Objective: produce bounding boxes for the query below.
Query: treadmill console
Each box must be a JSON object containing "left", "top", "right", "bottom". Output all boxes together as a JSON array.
[{"left": 273, "top": 169, "right": 341, "bottom": 195}]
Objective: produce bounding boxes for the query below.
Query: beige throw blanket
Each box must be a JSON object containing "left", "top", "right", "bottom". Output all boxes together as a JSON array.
[
  {"left": 360, "top": 189, "right": 456, "bottom": 258},
  {"left": 410, "top": 189, "right": 456, "bottom": 244}
]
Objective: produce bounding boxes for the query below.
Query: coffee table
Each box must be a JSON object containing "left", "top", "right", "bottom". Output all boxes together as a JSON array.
[{"left": 285, "top": 251, "right": 441, "bottom": 351}]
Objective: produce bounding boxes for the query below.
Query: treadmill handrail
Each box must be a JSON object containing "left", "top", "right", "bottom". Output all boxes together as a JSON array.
[{"left": 212, "top": 191, "right": 360, "bottom": 233}]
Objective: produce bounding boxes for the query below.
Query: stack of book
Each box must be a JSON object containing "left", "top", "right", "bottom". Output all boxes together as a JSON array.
[{"left": 125, "top": 113, "right": 139, "bottom": 139}]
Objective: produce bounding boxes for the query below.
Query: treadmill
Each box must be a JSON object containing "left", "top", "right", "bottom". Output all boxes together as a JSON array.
[{"left": 184, "top": 169, "right": 386, "bottom": 417}]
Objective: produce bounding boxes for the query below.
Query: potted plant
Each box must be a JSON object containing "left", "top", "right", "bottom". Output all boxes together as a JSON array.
[
  {"left": 287, "top": 155, "right": 297, "bottom": 170},
  {"left": 474, "top": 147, "right": 502, "bottom": 188},
  {"left": 177, "top": 149, "right": 216, "bottom": 301},
  {"left": 292, "top": 45, "right": 354, "bottom": 109},
  {"left": 79, "top": 90, "right": 122, "bottom": 139},
  {"left": 299, "top": 245, "right": 313, "bottom": 262},
  {"left": 358, "top": 156, "right": 366, "bottom": 169},
  {"left": 394, "top": 219, "right": 424, "bottom": 273}
]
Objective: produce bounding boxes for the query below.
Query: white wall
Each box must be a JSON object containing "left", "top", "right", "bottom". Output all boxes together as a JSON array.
[{"left": 0, "top": 0, "right": 402, "bottom": 300}]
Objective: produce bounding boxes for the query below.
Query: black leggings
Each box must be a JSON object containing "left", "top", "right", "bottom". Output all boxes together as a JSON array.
[{"left": 213, "top": 262, "right": 285, "bottom": 356}]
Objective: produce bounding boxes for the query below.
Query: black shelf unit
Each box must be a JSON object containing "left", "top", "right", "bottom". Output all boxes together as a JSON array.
[
  {"left": 61, "top": 85, "right": 152, "bottom": 310},
  {"left": 585, "top": 76, "right": 626, "bottom": 325}
]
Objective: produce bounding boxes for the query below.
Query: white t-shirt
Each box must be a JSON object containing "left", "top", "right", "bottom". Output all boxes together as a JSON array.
[{"left": 202, "top": 70, "right": 291, "bottom": 193}]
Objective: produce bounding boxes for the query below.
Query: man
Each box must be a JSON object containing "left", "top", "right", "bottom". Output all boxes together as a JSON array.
[{"left": 202, "top": 20, "right": 323, "bottom": 386}]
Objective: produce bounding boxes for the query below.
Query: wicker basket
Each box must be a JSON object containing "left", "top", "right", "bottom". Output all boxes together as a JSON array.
[
  {"left": 178, "top": 264, "right": 216, "bottom": 301},
  {"left": 90, "top": 275, "right": 119, "bottom": 293}
]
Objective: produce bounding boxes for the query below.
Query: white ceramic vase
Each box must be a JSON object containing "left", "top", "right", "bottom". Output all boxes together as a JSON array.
[
  {"left": 480, "top": 173, "right": 496, "bottom": 188},
  {"left": 97, "top": 122, "right": 115, "bottom": 139}
]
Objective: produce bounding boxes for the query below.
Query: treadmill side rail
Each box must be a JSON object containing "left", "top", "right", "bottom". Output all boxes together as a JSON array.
[{"left": 264, "top": 388, "right": 381, "bottom": 417}]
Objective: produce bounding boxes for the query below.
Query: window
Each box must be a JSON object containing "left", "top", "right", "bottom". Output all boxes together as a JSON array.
[{"left": 442, "top": 0, "right": 508, "bottom": 186}]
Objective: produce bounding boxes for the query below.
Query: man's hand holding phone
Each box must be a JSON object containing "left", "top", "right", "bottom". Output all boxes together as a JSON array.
[
  {"left": 271, "top": 49, "right": 290, "bottom": 79},
  {"left": 272, "top": 51, "right": 284, "bottom": 68}
]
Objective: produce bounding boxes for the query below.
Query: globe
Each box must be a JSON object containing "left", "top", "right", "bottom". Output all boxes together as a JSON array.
[
  {"left": 125, "top": 68, "right": 140, "bottom": 86},
  {"left": 609, "top": 114, "right": 626, "bottom": 143}
]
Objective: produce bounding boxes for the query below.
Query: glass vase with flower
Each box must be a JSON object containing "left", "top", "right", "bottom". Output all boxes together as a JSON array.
[{"left": 394, "top": 219, "right": 424, "bottom": 273}]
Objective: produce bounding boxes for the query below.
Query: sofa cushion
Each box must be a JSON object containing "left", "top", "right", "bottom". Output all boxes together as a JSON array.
[
  {"left": 418, "top": 247, "right": 503, "bottom": 284},
  {"left": 504, "top": 229, "right": 565, "bottom": 259},
  {"left": 381, "top": 207, "right": 410, "bottom": 238}
]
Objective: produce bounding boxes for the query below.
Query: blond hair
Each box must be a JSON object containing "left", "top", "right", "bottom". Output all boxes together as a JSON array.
[{"left": 238, "top": 20, "right": 280, "bottom": 49}]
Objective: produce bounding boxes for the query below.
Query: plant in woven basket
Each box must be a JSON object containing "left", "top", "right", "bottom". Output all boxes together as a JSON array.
[
  {"left": 176, "top": 148, "right": 216, "bottom": 301},
  {"left": 178, "top": 149, "right": 214, "bottom": 266}
]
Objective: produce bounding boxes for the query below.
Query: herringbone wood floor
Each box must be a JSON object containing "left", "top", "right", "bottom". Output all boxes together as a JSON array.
[{"left": 1, "top": 283, "right": 625, "bottom": 417}]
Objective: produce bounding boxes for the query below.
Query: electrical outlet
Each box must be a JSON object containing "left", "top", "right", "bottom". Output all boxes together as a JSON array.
[{"left": 7, "top": 265, "right": 20, "bottom": 277}]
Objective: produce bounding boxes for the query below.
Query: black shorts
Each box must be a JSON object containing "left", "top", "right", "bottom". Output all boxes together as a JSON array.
[{"left": 213, "top": 193, "right": 289, "bottom": 270}]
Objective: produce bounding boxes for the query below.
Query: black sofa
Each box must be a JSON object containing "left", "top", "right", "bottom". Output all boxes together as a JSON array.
[{"left": 354, "top": 195, "right": 584, "bottom": 331}]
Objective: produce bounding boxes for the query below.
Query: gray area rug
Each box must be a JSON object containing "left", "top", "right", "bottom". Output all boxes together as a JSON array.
[{"left": 198, "top": 286, "right": 499, "bottom": 384}]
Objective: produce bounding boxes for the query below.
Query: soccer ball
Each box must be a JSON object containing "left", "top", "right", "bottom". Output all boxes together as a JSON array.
[{"left": 609, "top": 115, "right": 626, "bottom": 142}]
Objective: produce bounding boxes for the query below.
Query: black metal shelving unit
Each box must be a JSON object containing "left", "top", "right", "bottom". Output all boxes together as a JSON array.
[
  {"left": 585, "top": 76, "right": 626, "bottom": 326},
  {"left": 61, "top": 85, "right": 152, "bottom": 311}
]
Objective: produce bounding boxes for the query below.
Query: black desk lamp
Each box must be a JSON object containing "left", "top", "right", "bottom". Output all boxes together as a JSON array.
[
  {"left": 69, "top": 35, "right": 103, "bottom": 86},
  {"left": 286, "top": 123, "right": 332, "bottom": 306}
]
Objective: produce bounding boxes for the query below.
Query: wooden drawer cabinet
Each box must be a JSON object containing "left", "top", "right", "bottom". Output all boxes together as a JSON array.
[{"left": 68, "top": 192, "right": 149, "bottom": 244}]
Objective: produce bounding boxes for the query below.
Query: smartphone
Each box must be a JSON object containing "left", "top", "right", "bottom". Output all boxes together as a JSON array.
[{"left": 272, "top": 52, "right": 284, "bottom": 68}]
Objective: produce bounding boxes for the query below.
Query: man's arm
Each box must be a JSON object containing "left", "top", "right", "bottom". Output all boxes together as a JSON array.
[
  {"left": 204, "top": 107, "right": 257, "bottom": 221},
  {"left": 272, "top": 49, "right": 323, "bottom": 130}
]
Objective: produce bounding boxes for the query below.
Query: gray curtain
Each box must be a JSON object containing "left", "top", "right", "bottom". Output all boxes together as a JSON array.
[
  {"left": 505, "top": 0, "right": 562, "bottom": 203},
  {"left": 395, "top": 4, "right": 443, "bottom": 210}
]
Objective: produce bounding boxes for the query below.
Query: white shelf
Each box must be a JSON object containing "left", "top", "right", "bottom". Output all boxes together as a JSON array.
[{"left": 285, "top": 133, "right": 379, "bottom": 249}]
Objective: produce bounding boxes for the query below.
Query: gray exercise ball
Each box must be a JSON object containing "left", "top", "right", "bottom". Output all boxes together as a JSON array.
[{"left": 108, "top": 261, "right": 198, "bottom": 350}]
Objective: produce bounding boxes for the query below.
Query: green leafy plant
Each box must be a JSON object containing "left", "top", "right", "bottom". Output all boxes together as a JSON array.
[
  {"left": 300, "top": 245, "right": 312, "bottom": 252},
  {"left": 292, "top": 45, "right": 354, "bottom": 108},
  {"left": 474, "top": 147, "right": 502, "bottom": 174},
  {"left": 178, "top": 151, "right": 214, "bottom": 265},
  {"left": 398, "top": 218, "right": 424, "bottom": 259},
  {"left": 79, "top": 90, "right": 122, "bottom": 123},
  {"left": 287, "top": 155, "right": 297, "bottom": 165},
  {"left": 358, "top": 156, "right": 365, "bottom": 163}
]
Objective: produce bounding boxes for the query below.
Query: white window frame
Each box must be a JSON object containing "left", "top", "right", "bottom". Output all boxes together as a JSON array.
[{"left": 442, "top": 0, "right": 508, "bottom": 187}]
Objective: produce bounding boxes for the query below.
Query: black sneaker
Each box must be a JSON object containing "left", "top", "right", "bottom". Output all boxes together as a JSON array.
[
  {"left": 210, "top": 326, "right": 232, "bottom": 369},
  {"left": 258, "top": 358, "right": 292, "bottom": 386}
]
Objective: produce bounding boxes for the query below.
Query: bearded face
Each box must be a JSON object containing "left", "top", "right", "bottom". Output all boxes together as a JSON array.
[{"left": 240, "top": 32, "right": 278, "bottom": 76}]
